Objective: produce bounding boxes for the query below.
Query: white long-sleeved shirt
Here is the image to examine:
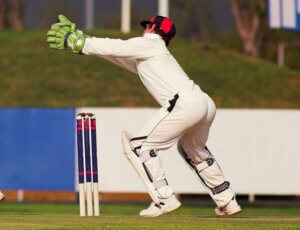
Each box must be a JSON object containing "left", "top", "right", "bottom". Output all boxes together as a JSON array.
[{"left": 83, "top": 33, "right": 197, "bottom": 105}]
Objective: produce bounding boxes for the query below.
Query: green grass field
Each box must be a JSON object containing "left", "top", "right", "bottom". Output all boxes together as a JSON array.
[
  {"left": 0, "top": 202, "right": 299, "bottom": 229},
  {"left": 0, "top": 30, "right": 299, "bottom": 108}
]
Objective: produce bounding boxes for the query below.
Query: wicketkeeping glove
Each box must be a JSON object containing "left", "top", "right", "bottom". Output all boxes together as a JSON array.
[
  {"left": 47, "top": 15, "right": 89, "bottom": 54},
  {"left": 57, "top": 14, "right": 77, "bottom": 32}
]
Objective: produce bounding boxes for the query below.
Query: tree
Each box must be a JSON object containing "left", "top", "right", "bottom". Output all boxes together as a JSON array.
[
  {"left": 9, "top": 0, "right": 23, "bottom": 30},
  {"left": 0, "top": 0, "right": 24, "bottom": 30},
  {"left": 0, "top": 0, "right": 4, "bottom": 29},
  {"left": 229, "top": 0, "right": 266, "bottom": 57}
]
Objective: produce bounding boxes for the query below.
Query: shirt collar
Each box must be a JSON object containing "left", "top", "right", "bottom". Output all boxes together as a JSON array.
[{"left": 143, "top": 33, "right": 163, "bottom": 40}]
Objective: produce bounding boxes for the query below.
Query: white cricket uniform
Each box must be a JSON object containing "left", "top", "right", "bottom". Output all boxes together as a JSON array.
[
  {"left": 83, "top": 33, "right": 235, "bottom": 208},
  {"left": 83, "top": 33, "right": 214, "bottom": 158}
]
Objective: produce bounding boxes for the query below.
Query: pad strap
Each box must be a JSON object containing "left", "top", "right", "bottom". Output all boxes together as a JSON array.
[
  {"left": 195, "top": 158, "right": 214, "bottom": 172},
  {"left": 131, "top": 136, "right": 147, "bottom": 141},
  {"left": 139, "top": 149, "right": 167, "bottom": 190},
  {"left": 212, "top": 181, "right": 230, "bottom": 195},
  {"left": 153, "top": 179, "right": 168, "bottom": 189},
  {"left": 139, "top": 149, "right": 157, "bottom": 163}
]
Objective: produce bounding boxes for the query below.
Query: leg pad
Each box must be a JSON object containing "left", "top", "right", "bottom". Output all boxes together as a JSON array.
[
  {"left": 122, "top": 131, "right": 171, "bottom": 204},
  {"left": 178, "top": 142, "right": 234, "bottom": 207}
]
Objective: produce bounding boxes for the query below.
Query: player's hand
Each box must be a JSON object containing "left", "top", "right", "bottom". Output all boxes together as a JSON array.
[
  {"left": 57, "top": 14, "right": 77, "bottom": 32},
  {"left": 57, "top": 14, "right": 86, "bottom": 40},
  {"left": 47, "top": 23, "right": 69, "bottom": 50},
  {"left": 47, "top": 15, "right": 87, "bottom": 53}
]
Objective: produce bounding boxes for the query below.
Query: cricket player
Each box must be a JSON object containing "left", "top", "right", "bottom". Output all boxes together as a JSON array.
[
  {"left": 47, "top": 15, "right": 241, "bottom": 217},
  {"left": 0, "top": 191, "right": 4, "bottom": 202}
]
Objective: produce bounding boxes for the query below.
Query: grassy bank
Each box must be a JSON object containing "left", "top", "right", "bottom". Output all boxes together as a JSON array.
[{"left": 0, "top": 30, "right": 299, "bottom": 108}]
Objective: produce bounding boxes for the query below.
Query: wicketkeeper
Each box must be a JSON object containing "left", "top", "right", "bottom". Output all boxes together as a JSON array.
[{"left": 47, "top": 15, "right": 241, "bottom": 217}]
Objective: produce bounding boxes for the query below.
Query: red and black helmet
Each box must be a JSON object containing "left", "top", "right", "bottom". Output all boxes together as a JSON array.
[{"left": 140, "top": 16, "right": 176, "bottom": 46}]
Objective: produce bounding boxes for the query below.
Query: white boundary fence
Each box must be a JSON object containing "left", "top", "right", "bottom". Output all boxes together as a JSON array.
[{"left": 77, "top": 108, "right": 300, "bottom": 196}]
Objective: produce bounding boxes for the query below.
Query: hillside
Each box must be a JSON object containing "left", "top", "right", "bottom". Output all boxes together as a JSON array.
[{"left": 0, "top": 30, "right": 299, "bottom": 108}]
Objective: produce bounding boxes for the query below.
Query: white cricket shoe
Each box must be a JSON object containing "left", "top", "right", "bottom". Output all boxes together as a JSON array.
[
  {"left": 215, "top": 198, "right": 241, "bottom": 216},
  {"left": 0, "top": 191, "right": 5, "bottom": 202},
  {"left": 140, "top": 195, "right": 181, "bottom": 217}
]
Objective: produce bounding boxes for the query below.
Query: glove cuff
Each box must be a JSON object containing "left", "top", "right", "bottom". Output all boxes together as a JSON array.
[
  {"left": 66, "top": 33, "right": 86, "bottom": 54},
  {"left": 73, "top": 36, "right": 86, "bottom": 54}
]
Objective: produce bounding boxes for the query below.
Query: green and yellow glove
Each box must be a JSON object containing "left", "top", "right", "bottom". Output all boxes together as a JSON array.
[
  {"left": 47, "top": 15, "right": 89, "bottom": 54},
  {"left": 57, "top": 14, "right": 77, "bottom": 32}
]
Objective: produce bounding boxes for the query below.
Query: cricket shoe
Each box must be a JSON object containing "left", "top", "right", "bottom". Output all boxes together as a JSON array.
[
  {"left": 140, "top": 195, "right": 181, "bottom": 217},
  {"left": 215, "top": 197, "right": 241, "bottom": 216},
  {"left": 0, "top": 191, "right": 5, "bottom": 202}
]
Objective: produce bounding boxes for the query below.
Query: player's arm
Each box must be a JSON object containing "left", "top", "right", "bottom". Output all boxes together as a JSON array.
[
  {"left": 47, "top": 15, "right": 138, "bottom": 74},
  {"left": 47, "top": 15, "right": 157, "bottom": 59},
  {"left": 101, "top": 56, "right": 138, "bottom": 74},
  {"left": 82, "top": 37, "right": 156, "bottom": 59},
  {"left": 46, "top": 15, "right": 154, "bottom": 59}
]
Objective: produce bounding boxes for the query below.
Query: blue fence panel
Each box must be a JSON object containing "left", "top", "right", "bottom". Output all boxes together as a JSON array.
[{"left": 0, "top": 108, "right": 76, "bottom": 190}]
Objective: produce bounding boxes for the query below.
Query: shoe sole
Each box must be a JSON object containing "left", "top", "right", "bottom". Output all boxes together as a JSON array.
[
  {"left": 215, "top": 206, "right": 242, "bottom": 216},
  {"left": 157, "top": 201, "right": 182, "bottom": 217},
  {"left": 141, "top": 201, "right": 182, "bottom": 217}
]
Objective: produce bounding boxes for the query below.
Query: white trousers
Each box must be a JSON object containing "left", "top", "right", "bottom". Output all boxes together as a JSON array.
[
  {"left": 130, "top": 86, "right": 234, "bottom": 207},
  {"left": 132, "top": 86, "right": 215, "bottom": 158}
]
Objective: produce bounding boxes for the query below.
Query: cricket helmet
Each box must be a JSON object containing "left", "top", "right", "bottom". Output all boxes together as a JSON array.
[{"left": 140, "top": 16, "right": 176, "bottom": 46}]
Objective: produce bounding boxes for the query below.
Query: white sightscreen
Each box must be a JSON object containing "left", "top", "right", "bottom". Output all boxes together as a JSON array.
[
  {"left": 76, "top": 108, "right": 300, "bottom": 195},
  {"left": 269, "top": 0, "right": 281, "bottom": 28},
  {"left": 282, "top": 0, "right": 297, "bottom": 28},
  {"left": 269, "top": 0, "right": 300, "bottom": 29}
]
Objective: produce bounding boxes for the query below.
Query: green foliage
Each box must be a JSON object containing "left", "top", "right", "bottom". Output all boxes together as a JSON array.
[
  {"left": 262, "top": 30, "right": 300, "bottom": 70},
  {"left": 0, "top": 30, "right": 299, "bottom": 108},
  {"left": 37, "top": 1, "right": 78, "bottom": 29},
  {"left": 171, "top": 40, "right": 300, "bottom": 108},
  {"left": 248, "top": 0, "right": 267, "bottom": 18},
  {"left": 216, "top": 29, "right": 300, "bottom": 72},
  {"left": 170, "top": 0, "right": 218, "bottom": 41}
]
